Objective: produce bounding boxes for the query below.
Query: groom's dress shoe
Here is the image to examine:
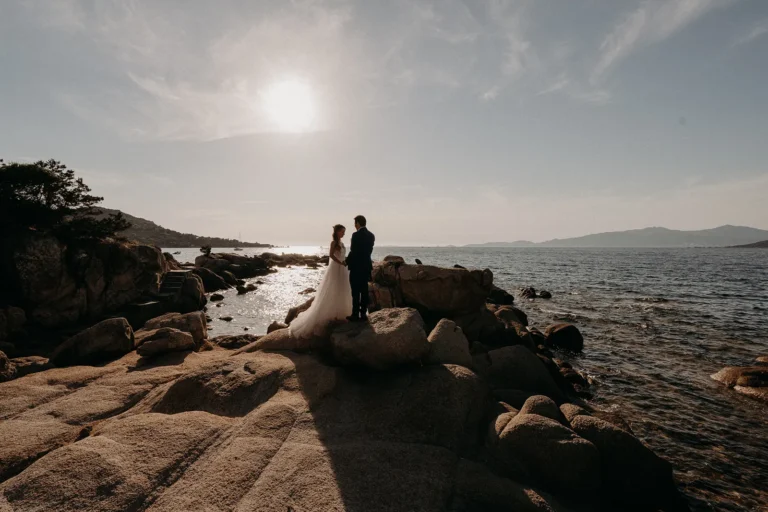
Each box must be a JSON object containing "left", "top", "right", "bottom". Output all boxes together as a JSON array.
[{"left": 359, "top": 315, "right": 368, "bottom": 323}]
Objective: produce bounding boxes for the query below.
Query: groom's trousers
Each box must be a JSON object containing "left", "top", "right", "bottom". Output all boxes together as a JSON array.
[{"left": 349, "top": 271, "right": 369, "bottom": 317}]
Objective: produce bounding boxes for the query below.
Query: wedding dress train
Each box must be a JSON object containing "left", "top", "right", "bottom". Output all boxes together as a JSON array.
[{"left": 289, "top": 243, "right": 353, "bottom": 338}]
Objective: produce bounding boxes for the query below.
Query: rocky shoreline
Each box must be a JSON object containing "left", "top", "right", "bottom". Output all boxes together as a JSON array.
[{"left": 0, "top": 245, "right": 707, "bottom": 511}]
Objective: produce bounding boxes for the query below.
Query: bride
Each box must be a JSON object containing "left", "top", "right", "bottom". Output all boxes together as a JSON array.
[{"left": 289, "top": 224, "right": 353, "bottom": 338}]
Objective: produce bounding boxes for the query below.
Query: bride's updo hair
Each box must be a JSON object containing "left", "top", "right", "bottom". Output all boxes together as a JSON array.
[{"left": 332, "top": 224, "right": 345, "bottom": 247}]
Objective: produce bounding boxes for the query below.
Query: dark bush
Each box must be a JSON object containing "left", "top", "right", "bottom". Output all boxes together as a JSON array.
[{"left": 0, "top": 159, "right": 130, "bottom": 242}]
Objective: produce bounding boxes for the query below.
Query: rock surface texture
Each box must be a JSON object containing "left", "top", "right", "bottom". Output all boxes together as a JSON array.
[
  {"left": 9, "top": 235, "right": 166, "bottom": 328},
  {"left": 0, "top": 262, "right": 688, "bottom": 512},
  {"left": 330, "top": 308, "right": 429, "bottom": 370}
]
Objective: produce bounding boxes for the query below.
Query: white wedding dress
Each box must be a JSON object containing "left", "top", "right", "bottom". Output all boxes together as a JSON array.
[{"left": 289, "top": 242, "right": 353, "bottom": 338}]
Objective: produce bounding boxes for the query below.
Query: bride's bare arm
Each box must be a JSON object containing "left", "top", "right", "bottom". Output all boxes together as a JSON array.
[{"left": 329, "top": 241, "right": 345, "bottom": 265}]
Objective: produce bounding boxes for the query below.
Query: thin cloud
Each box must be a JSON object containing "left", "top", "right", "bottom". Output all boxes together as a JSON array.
[
  {"left": 537, "top": 76, "right": 570, "bottom": 96},
  {"left": 592, "top": 0, "right": 736, "bottom": 83},
  {"left": 732, "top": 19, "right": 768, "bottom": 47}
]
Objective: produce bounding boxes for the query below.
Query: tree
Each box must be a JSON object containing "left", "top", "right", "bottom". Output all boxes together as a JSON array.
[{"left": 0, "top": 159, "right": 131, "bottom": 242}]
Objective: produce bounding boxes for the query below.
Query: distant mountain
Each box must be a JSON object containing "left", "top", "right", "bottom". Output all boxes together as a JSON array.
[
  {"left": 730, "top": 239, "right": 768, "bottom": 248},
  {"left": 99, "top": 208, "right": 271, "bottom": 249},
  {"left": 466, "top": 226, "right": 768, "bottom": 248},
  {"left": 465, "top": 240, "right": 536, "bottom": 248}
]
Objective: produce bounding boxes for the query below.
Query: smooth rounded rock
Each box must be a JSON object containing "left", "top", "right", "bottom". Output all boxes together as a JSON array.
[
  {"left": 544, "top": 324, "right": 584, "bottom": 352},
  {"left": 570, "top": 415, "right": 682, "bottom": 511},
  {"left": 495, "top": 413, "right": 601, "bottom": 495},
  {"left": 426, "top": 319, "right": 472, "bottom": 368},
  {"left": 519, "top": 395, "right": 565, "bottom": 424},
  {"left": 486, "top": 346, "right": 564, "bottom": 401},
  {"left": 330, "top": 308, "right": 429, "bottom": 370},
  {"left": 136, "top": 328, "right": 195, "bottom": 357},
  {"left": 50, "top": 318, "right": 134, "bottom": 366},
  {"left": 142, "top": 312, "right": 207, "bottom": 347}
]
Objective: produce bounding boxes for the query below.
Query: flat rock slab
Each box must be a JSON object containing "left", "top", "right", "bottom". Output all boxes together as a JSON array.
[{"left": 0, "top": 349, "right": 495, "bottom": 512}]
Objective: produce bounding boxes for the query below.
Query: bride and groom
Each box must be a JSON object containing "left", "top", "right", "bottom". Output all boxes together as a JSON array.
[{"left": 289, "top": 215, "right": 375, "bottom": 339}]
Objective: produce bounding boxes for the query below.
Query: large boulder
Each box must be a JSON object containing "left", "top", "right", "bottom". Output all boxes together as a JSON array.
[
  {"left": 485, "top": 345, "right": 565, "bottom": 401},
  {"left": 494, "top": 305, "right": 529, "bottom": 327},
  {"left": 519, "top": 395, "right": 566, "bottom": 424},
  {"left": 372, "top": 263, "right": 493, "bottom": 316},
  {"left": 194, "top": 254, "right": 232, "bottom": 274},
  {"left": 711, "top": 365, "right": 768, "bottom": 402},
  {"left": 452, "top": 459, "right": 571, "bottom": 512},
  {"left": 330, "top": 308, "right": 429, "bottom": 370},
  {"left": 487, "top": 284, "right": 515, "bottom": 305},
  {"left": 50, "top": 318, "right": 135, "bottom": 366},
  {"left": 570, "top": 415, "right": 684, "bottom": 511},
  {"left": 136, "top": 328, "right": 196, "bottom": 357},
  {"left": 492, "top": 413, "right": 602, "bottom": 495},
  {"left": 141, "top": 311, "right": 207, "bottom": 347},
  {"left": 426, "top": 319, "right": 472, "bottom": 368},
  {"left": 191, "top": 267, "right": 230, "bottom": 292},
  {"left": 196, "top": 253, "right": 270, "bottom": 278},
  {"left": 451, "top": 307, "right": 508, "bottom": 345},
  {"left": 175, "top": 274, "right": 207, "bottom": 313},
  {"left": 368, "top": 283, "right": 404, "bottom": 312},
  {"left": 0, "top": 351, "right": 17, "bottom": 382},
  {"left": 10, "top": 235, "right": 165, "bottom": 328},
  {"left": 544, "top": 324, "right": 584, "bottom": 352}
]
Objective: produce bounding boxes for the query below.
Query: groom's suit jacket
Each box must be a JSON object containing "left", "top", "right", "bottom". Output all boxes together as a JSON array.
[{"left": 346, "top": 227, "right": 375, "bottom": 276}]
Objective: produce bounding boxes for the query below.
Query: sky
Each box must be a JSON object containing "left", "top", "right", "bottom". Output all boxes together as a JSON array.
[{"left": 1, "top": 0, "right": 768, "bottom": 246}]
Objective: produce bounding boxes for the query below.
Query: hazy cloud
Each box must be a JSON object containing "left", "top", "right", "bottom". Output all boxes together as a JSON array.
[
  {"left": 732, "top": 19, "right": 768, "bottom": 47},
  {"left": 593, "top": 0, "right": 735, "bottom": 83}
]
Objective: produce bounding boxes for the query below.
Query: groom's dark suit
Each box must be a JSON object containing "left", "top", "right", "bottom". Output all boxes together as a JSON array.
[{"left": 346, "top": 226, "right": 375, "bottom": 319}]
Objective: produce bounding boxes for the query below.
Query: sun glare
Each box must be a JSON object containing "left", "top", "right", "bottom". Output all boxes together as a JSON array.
[{"left": 262, "top": 80, "right": 315, "bottom": 133}]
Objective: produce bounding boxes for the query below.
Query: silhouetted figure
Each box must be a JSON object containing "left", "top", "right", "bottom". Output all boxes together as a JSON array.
[{"left": 346, "top": 215, "right": 375, "bottom": 322}]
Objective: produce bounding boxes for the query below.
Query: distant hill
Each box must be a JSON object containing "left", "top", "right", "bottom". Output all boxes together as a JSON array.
[
  {"left": 466, "top": 225, "right": 768, "bottom": 248},
  {"left": 99, "top": 208, "right": 271, "bottom": 249},
  {"left": 730, "top": 239, "right": 768, "bottom": 248},
  {"left": 465, "top": 240, "right": 536, "bottom": 248}
]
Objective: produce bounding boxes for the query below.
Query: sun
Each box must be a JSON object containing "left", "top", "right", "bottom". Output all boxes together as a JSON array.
[{"left": 262, "top": 80, "right": 316, "bottom": 133}]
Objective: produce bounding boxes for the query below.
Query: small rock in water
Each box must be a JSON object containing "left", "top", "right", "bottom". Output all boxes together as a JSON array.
[
  {"left": 299, "top": 287, "right": 316, "bottom": 295},
  {"left": 453, "top": 264, "right": 466, "bottom": 269},
  {"left": 256, "top": 280, "right": 265, "bottom": 284},
  {"left": 215, "top": 303, "right": 223, "bottom": 307},
  {"left": 415, "top": 258, "right": 423, "bottom": 265},
  {"left": 243, "top": 327, "right": 249, "bottom": 331},
  {"left": 538, "top": 290, "right": 552, "bottom": 299},
  {"left": 544, "top": 324, "right": 584, "bottom": 352},
  {"left": 519, "top": 287, "right": 536, "bottom": 299},
  {"left": 210, "top": 293, "right": 225, "bottom": 302},
  {"left": 220, "top": 316, "right": 234, "bottom": 322}
]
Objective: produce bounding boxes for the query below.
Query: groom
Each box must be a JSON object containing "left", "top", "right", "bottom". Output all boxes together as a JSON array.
[{"left": 345, "top": 215, "right": 375, "bottom": 322}]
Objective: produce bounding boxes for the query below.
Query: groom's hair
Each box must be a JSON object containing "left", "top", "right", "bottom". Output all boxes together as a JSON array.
[{"left": 354, "top": 215, "right": 367, "bottom": 227}]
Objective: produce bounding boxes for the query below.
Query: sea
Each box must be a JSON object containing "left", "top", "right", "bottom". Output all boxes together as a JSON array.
[{"left": 168, "top": 246, "right": 768, "bottom": 511}]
